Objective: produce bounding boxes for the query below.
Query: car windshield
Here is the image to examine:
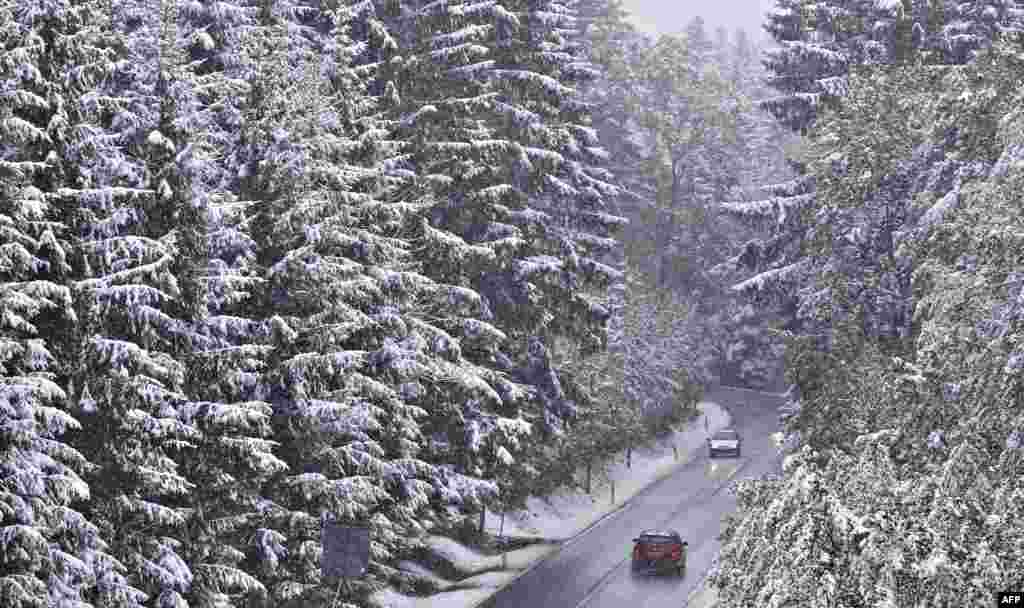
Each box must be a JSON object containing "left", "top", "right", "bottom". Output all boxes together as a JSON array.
[
  {"left": 639, "top": 535, "right": 677, "bottom": 544},
  {"left": 713, "top": 430, "right": 738, "bottom": 440}
]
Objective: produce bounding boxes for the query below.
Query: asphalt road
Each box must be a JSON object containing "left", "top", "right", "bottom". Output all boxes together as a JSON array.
[{"left": 478, "top": 385, "right": 786, "bottom": 608}]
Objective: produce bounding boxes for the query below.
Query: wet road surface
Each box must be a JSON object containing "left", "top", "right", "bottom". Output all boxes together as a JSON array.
[{"left": 480, "top": 385, "right": 786, "bottom": 608}]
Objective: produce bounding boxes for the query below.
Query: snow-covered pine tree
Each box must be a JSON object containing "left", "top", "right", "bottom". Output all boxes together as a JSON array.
[
  {"left": 723, "top": 1, "right": 933, "bottom": 439},
  {"left": 357, "top": 0, "right": 615, "bottom": 497},
  {"left": 725, "top": 28, "right": 795, "bottom": 194},
  {"left": 342, "top": 0, "right": 550, "bottom": 528},
  {"left": 684, "top": 15, "right": 716, "bottom": 70},
  {"left": 47, "top": 0, "right": 237, "bottom": 604},
  {"left": 0, "top": 2, "right": 145, "bottom": 605},
  {"left": 218, "top": 2, "right": 532, "bottom": 603},
  {"left": 691, "top": 28, "right": 792, "bottom": 388},
  {"left": 179, "top": 0, "right": 256, "bottom": 75},
  {"left": 470, "top": 0, "right": 624, "bottom": 437},
  {"left": 760, "top": 0, "right": 903, "bottom": 134},
  {"left": 722, "top": 0, "right": 894, "bottom": 340},
  {"left": 725, "top": 0, "right": 1023, "bottom": 325},
  {"left": 721, "top": 0, "right": 861, "bottom": 327},
  {"left": 573, "top": 18, "right": 670, "bottom": 424},
  {"left": 938, "top": 0, "right": 1024, "bottom": 63},
  {"left": 105, "top": 1, "right": 300, "bottom": 606},
  {"left": 622, "top": 31, "right": 742, "bottom": 297},
  {"left": 569, "top": 0, "right": 636, "bottom": 273},
  {"left": 646, "top": 29, "right": 788, "bottom": 387},
  {"left": 685, "top": 26, "right": 749, "bottom": 203},
  {"left": 220, "top": 3, "right": 388, "bottom": 605},
  {"left": 714, "top": 24, "right": 731, "bottom": 68},
  {"left": 582, "top": 15, "right": 771, "bottom": 390},
  {"left": 565, "top": 0, "right": 640, "bottom": 405},
  {"left": 760, "top": 0, "right": 1024, "bottom": 132},
  {"left": 0, "top": 0, "right": 242, "bottom": 604},
  {"left": 726, "top": 27, "right": 753, "bottom": 87},
  {"left": 711, "top": 32, "right": 1024, "bottom": 608},
  {"left": 578, "top": 9, "right": 652, "bottom": 263},
  {"left": 730, "top": 0, "right": 1021, "bottom": 345},
  {"left": 622, "top": 273, "right": 705, "bottom": 420},
  {"left": 711, "top": 446, "right": 869, "bottom": 607}
]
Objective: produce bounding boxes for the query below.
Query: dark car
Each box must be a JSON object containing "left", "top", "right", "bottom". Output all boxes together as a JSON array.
[
  {"left": 630, "top": 530, "right": 687, "bottom": 576},
  {"left": 708, "top": 428, "right": 741, "bottom": 458}
]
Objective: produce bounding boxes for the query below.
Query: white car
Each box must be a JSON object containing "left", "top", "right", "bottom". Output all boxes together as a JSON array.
[{"left": 708, "top": 429, "right": 741, "bottom": 458}]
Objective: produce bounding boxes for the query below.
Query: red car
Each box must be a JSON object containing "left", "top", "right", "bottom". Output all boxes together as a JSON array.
[{"left": 630, "top": 529, "right": 687, "bottom": 576}]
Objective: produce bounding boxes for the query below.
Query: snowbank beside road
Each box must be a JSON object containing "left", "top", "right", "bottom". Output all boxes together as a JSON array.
[{"left": 369, "top": 399, "right": 732, "bottom": 608}]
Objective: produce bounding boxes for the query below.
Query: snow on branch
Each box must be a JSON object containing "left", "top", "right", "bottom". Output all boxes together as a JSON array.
[
  {"left": 447, "top": 60, "right": 496, "bottom": 78},
  {"left": 89, "top": 337, "right": 182, "bottom": 383},
  {"left": 431, "top": 24, "right": 494, "bottom": 47},
  {"left": 419, "top": 220, "right": 498, "bottom": 266},
  {"left": 491, "top": 69, "right": 575, "bottom": 98},
  {"left": 493, "top": 100, "right": 540, "bottom": 126},
  {"left": 469, "top": 184, "right": 518, "bottom": 205},
  {"left": 400, "top": 105, "right": 438, "bottom": 128},
  {"left": 430, "top": 44, "right": 489, "bottom": 62},
  {"left": 431, "top": 360, "right": 503, "bottom": 405},
  {"left": 779, "top": 40, "right": 848, "bottom": 69},
  {"left": 513, "top": 255, "right": 562, "bottom": 280},
  {"left": 580, "top": 257, "right": 624, "bottom": 282},
  {"left": 720, "top": 194, "right": 816, "bottom": 229},
  {"left": 731, "top": 261, "right": 810, "bottom": 301},
  {"left": 281, "top": 351, "right": 366, "bottom": 383},
  {"left": 760, "top": 177, "right": 814, "bottom": 197},
  {"left": 192, "top": 563, "right": 265, "bottom": 597},
  {"left": 523, "top": 146, "right": 564, "bottom": 165},
  {"left": 459, "top": 318, "right": 507, "bottom": 345},
  {"left": 816, "top": 75, "right": 849, "bottom": 97}
]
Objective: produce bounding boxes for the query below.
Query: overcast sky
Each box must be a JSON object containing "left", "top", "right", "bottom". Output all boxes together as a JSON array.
[{"left": 620, "top": 0, "right": 779, "bottom": 43}]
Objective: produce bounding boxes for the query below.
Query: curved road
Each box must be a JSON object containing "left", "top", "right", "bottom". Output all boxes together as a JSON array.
[{"left": 477, "top": 386, "right": 785, "bottom": 608}]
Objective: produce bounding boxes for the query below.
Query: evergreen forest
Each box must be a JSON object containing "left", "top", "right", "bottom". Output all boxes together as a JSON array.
[{"left": 2, "top": 0, "right": 1023, "bottom": 606}]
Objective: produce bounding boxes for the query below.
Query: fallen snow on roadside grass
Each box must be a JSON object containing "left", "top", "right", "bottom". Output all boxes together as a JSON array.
[
  {"left": 686, "top": 581, "right": 720, "bottom": 608},
  {"left": 395, "top": 561, "right": 453, "bottom": 590},
  {"left": 370, "top": 400, "right": 731, "bottom": 608},
  {"left": 452, "top": 570, "right": 519, "bottom": 589},
  {"left": 369, "top": 547, "right": 554, "bottom": 608},
  {"left": 371, "top": 587, "right": 494, "bottom": 608},
  {"left": 421, "top": 537, "right": 556, "bottom": 576}
]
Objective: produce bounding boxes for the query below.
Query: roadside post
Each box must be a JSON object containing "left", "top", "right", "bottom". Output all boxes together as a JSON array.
[{"left": 499, "top": 492, "right": 508, "bottom": 569}]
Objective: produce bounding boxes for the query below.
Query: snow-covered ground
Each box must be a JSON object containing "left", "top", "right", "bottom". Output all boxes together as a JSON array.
[
  {"left": 369, "top": 399, "right": 732, "bottom": 608},
  {"left": 685, "top": 582, "right": 720, "bottom": 608}
]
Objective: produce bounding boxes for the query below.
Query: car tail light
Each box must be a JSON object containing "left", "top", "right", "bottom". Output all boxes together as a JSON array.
[{"left": 669, "top": 545, "right": 682, "bottom": 559}]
